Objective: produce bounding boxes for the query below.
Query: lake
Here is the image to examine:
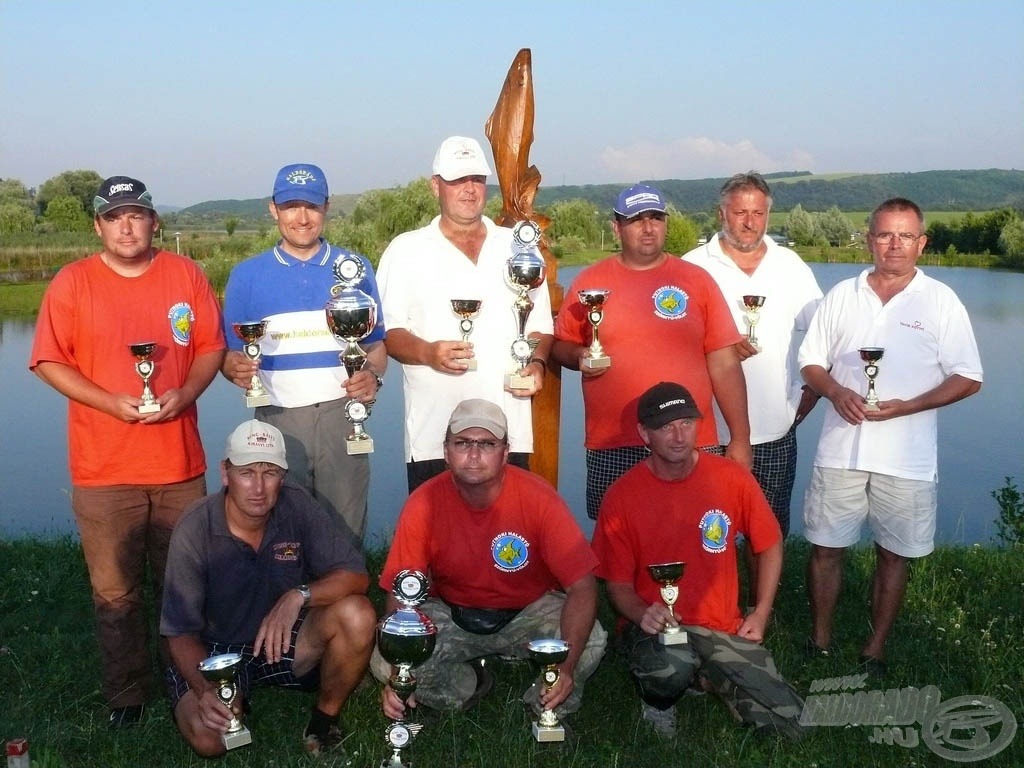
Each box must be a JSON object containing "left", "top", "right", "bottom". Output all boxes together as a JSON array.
[{"left": 1, "top": 263, "right": 1021, "bottom": 546}]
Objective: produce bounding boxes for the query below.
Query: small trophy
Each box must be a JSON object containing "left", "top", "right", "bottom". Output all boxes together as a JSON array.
[
  {"left": 198, "top": 653, "right": 252, "bottom": 750},
  {"left": 742, "top": 295, "right": 766, "bottom": 350},
  {"left": 527, "top": 638, "right": 571, "bottom": 742},
  {"left": 450, "top": 299, "right": 482, "bottom": 371},
  {"left": 325, "top": 253, "right": 378, "bottom": 454},
  {"left": 377, "top": 570, "right": 437, "bottom": 768},
  {"left": 647, "top": 562, "right": 688, "bottom": 645},
  {"left": 129, "top": 342, "right": 161, "bottom": 414},
  {"left": 232, "top": 321, "right": 271, "bottom": 408},
  {"left": 859, "top": 347, "right": 885, "bottom": 411},
  {"left": 578, "top": 289, "right": 611, "bottom": 370},
  {"left": 505, "top": 222, "right": 546, "bottom": 390}
]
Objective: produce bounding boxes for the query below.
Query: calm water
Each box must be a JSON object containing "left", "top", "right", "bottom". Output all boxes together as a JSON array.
[{"left": 1, "top": 264, "right": 1021, "bottom": 545}]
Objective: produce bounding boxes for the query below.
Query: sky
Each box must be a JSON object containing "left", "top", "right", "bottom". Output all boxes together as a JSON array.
[{"left": 2, "top": 1, "right": 1022, "bottom": 208}]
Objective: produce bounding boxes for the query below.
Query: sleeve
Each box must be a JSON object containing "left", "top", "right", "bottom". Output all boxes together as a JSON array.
[
  {"left": 29, "top": 268, "right": 78, "bottom": 369},
  {"left": 937, "top": 293, "right": 983, "bottom": 382},
  {"left": 735, "top": 469, "right": 782, "bottom": 555},
  {"left": 378, "top": 492, "right": 433, "bottom": 590},
  {"left": 798, "top": 287, "right": 837, "bottom": 371},
  {"left": 188, "top": 260, "right": 226, "bottom": 355},
  {"left": 221, "top": 260, "right": 250, "bottom": 352},
  {"left": 591, "top": 484, "right": 638, "bottom": 585},
  {"left": 537, "top": 487, "right": 597, "bottom": 588},
  {"left": 698, "top": 268, "right": 744, "bottom": 353},
  {"left": 159, "top": 515, "right": 209, "bottom": 637},
  {"left": 376, "top": 237, "right": 411, "bottom": 332}
]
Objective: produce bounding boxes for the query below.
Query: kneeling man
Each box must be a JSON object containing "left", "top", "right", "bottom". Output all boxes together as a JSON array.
[{"left": 161, "top": 419, "right": 376, "bottom": 757}]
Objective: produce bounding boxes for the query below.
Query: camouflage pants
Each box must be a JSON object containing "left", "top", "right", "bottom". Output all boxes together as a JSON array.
[
  {"left": 371, "top": 592, "right": 607, "bottom": 716},
  {"left": 622, "top": 623, "right": 804, "bottom": 740}
]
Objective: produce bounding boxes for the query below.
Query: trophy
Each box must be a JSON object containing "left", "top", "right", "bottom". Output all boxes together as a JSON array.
[
  {"left": 377, "top": 570, "right": 437, "bottom": 768},
  {"left": 450, "top": 299, "right": 482, "bottom": 371},
  {"left": 859, "top": 347, "right": 885, "bottom": 411},
  {"left": 129, "top": 342, "right": 161, "bottom": 414},
  {"left": 742, "top": 295, "right": 766, "bottom": 350},
  {"left": 325, "top": 253, "right": 378, "bottom": 454},
  {"left": 578, "top": 289, "right": 611, "bottom": 370},
  {"left": 527, "top": 638, "right": 571, "bottom": 742},
  {"left": 232, "top": 321, "right": 271, "bottom": 408},
  {"left": 647, "top": 562, "right": 688, "bottom": 645},
  {"left": 505, "top": 221, "right": 546, "bottom": 390},
  {"left": 198, "top": 653, "right": 252, "bottom": 750}
]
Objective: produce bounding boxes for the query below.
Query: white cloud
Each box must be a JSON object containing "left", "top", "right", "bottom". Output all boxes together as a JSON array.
[{"left": 599, "top": 138, "right": 815, "bottom": 180}]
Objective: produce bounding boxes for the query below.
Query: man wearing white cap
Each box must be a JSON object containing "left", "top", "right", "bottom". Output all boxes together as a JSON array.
[
  {"left": 372, "top": 399, "right": 606, "bottom": 721},
  {"left": 161, "top": 420, "right": 375, "bottom": 757},
  {"left": 377, "top": 137, "right": 554, "bottom": 493}
]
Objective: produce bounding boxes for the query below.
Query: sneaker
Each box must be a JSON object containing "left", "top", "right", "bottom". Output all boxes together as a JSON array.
[
  {"left": 804, "top": 636, "right": 838, "bottom": 659},
  {"left": 302, "top": 724, "right": 346, "bottom": 757},
  {"left": 460, "top": 658, "right": 495, "bottom": 712},
  {"left": 108, "top": 705, "right": 144, "bottom": 730},
  {"left": 641, "top": 702, "right": 677, "bottom": 738}
]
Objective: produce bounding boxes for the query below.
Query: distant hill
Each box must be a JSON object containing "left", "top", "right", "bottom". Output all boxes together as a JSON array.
[{"left": 167, "top": 169, "right": 1023, "bottom": 225}]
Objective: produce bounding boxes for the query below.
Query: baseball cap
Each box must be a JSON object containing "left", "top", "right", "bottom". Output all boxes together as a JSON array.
[
  {"left": 614, "top": 183, "right": 667, "bottom": 219},
  {"left": 225, "top": 419, "right": 288, "bottom": 469},
  {"left": 93, "top": 176, "right": 155, "bottom": 216},
  {"left": 447, "top": 398, "right": 507, "bottom": 439},
  {"left": 432, "top": 136, "right": 492, "bottom": 181},
  {"left": 272, "top": 164, "right": 329, "bottom": 205},
  {"left": 638, "top": 382, "right": 702, "bottom": 429}
]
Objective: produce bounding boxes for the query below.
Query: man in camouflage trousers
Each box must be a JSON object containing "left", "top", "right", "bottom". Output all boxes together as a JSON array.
[{"left": 592, "top": 382, "right": 803, "bottom": 739}]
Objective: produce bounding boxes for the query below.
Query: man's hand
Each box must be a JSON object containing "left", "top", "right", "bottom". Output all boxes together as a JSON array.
[
  {"left": 253, "top": 589, "right": 303, "bottom": 663},
  {"left": 195, "top": 686, "right": 236, "bottom": 734},
  {"left": 724, "top": 439, "right": 753, "bottom": 470},
  {"left": 344, "top": 369, "right": 379, "bottom": 401},
  {"left": 222, "top": 350, "right": 257, "bottom": 390},
  {"left": 735, "top": 339, "right": 759, "bottom": 361},
  {"left": 539, "top": 662, "right": 575, "bottom": 712},
  {"left": 382, "top": 682, "right": 414, "bottom": 720},
  {"left": 427, "top": 340, "right": 473, "bottom": 374},
  {"left": 736, "top": 608, "right": 770, "bottom": 643},
  {"left": 826, "top": 385, "right": 870, "bottom": 426},
  {"left": 505, "top": 361, "right": 545, "bottom": 397},
  {"left": 639, "top": 601, "right": 678, "bottom": 636}
]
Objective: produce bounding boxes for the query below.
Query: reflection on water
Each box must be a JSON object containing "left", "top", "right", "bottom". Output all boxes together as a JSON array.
[{"left": 1, "top": 264, "right": 1021, "bottom": 545}]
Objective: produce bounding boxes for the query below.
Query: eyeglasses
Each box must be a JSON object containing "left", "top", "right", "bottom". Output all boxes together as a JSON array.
[
  {"left": 447, "top": 438, "right": 505, "bottom": 454},
  {"left": 871, "top": 232, "right": 922, "bottom": 245}
]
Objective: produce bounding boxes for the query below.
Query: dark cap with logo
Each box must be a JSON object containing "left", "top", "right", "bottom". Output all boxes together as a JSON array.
[
  {"left": 93, "top": 176, "right": 155, "bottom": 216},
  {"left": 638, "top": 381, "right": 702, "bottom": 429}
]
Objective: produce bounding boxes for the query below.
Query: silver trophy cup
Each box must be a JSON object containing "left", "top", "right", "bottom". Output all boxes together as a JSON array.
[
  {"left": 450, "top": 299, "right": 482, "bottom": 371},
  {"left": 859, "top": 347, "right": 885, "bottom": 411},
  {"left": 505, "top": 246, "right": 546, "bottom": 390},
  {"left": 198, "top": 653, "right": 252, "bottom": 750},
  {"left": 742, "top": 295, "right": 766, "bottom": 350},
  {"left": 527, "top": 638, "right": 571, "bottom": 742},
  {"left": 232, "top": 321, "right": 272, "bottom": 408}
]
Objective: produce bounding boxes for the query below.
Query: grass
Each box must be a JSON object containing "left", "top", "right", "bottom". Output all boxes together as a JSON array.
[{"left": 2, "top": 538, "right": 1021, "bottom": 767}]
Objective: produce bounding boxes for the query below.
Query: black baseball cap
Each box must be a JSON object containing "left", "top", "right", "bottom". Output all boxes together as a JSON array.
[
  {"left": 638, "top": 382, "right": 702, "bottom": 429},
  {"left": 93, "top": 176, "right": 155, "bottom": 216}
]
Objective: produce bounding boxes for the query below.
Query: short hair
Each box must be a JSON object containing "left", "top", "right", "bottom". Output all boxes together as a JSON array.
[
  {"left": 719, "top": 172, "right": 773, "bottom": 209},
  {"left": 868, "top": 197, "right": 925, "bottom": 233}
]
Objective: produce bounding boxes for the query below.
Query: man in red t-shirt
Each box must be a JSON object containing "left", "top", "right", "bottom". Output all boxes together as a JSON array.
[
  {"left": 30, "top": 176, "right": 225, "bottom": 730},
  {"left": 592, "top": 382, "right": 802, "bottom": 740},
  {"left": 372, "top": 399, "right": 606, "bottom": 719}
]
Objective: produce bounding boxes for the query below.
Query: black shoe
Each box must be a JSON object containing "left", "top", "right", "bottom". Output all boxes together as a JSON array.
[
  {"left": 857, "top": 654, "right": 888, "bottom": 681},
  {"left": 804, "top": 637, "right": 838, "bottom": 659},
  {"left": 460, "top": 658, "right": 495, "bottom": 712},
  {"left": 108, "top": 705, "right": 144, "bottom": 730},
  {"left": 302, "top": 723, "right": 346, "bottom": 757}
]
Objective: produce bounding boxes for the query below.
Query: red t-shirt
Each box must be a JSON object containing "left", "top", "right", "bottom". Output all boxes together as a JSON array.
[
  {"left": 30, "top": 251, "right": 225, "bottom": 485},
  {"left": 555, "top": 256, "right": 740, "bottom": 449},
  {"left": 380, "top": 466, "right": 598, "bottom": 609},
  {"left": 592, "top": 454, "right": 781, "bottom": 634}
]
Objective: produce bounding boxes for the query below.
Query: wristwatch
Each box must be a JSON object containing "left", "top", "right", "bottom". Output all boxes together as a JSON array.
[
  {"left": 373, "top": 373, "right": 384, "bottom": 390},
  {"left": 296, "top": 584, "right": 311, "bottom": 608}
]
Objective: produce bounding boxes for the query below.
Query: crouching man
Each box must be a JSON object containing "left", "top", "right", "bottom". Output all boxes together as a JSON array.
[{"left": 160, "top": 419, "right": 376, "bottom": 757}]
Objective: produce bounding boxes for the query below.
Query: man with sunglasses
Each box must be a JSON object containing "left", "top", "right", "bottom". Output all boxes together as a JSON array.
[{"left": 372, "top": 398, "right": 606, "bottom": 722}]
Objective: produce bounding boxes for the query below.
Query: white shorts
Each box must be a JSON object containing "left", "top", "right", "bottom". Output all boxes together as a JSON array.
[{"left": 802, "top": 466, "right": 936, "bottom": 558}]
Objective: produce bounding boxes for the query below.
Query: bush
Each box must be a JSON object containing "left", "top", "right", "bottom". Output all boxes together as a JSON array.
[{"left": 992, "top": 476, "right": 1024, "bottom": 546}]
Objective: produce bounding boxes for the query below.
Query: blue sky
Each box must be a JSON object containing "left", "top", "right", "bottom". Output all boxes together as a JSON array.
[{"left": 2, "top": 0, "right": 1022, "bottom": 207}]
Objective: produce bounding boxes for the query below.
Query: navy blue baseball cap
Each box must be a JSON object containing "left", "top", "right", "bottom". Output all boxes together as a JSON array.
[
  {"left": 93, "top": 176, "right": 155, "bottom": 216},
  {"left": 614, "top": 183, "right": 667, "bottom": 219},
  {"left": 272, "top": 164, "right": 329, "bottom": 205}
]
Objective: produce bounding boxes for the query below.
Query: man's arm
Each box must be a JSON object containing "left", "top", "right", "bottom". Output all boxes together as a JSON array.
[
  {"left": 802, "top": 363, "right": 868, "bottom": 426},
  {"left": 253, "top": 568, "right": 370, "bottom": 664},
  {"left": 151, "top": 348, "right": 225, "bottom": 423},
  {"left": 550, "top": 338, "right": 609, "bottom": 379},
  {"left": 542, "top": 573, "right": 599, "bottom": 711},
  {"left": 384, "top": 327, "right": 474, "bottom": 375},
  {"left": 706, "top": 345, "right": 752, "bottom": 468},
  {"left": 167, "top": 634, "right": 235, "bottom": 734},
  {"left": 606, "top": 581, "right": 678, "bottom": 635},
  {"left": 344, "top": 340, "right": 388, "bottom": 401},
  {"left": 866, "top": 373, "right": 981, "bottom": 422},
  {"left": 736, "top": 539, "right": 782, "bottom": 642},
  {"left": 33, "top": 360, "right": 145, "bottom": 422}
]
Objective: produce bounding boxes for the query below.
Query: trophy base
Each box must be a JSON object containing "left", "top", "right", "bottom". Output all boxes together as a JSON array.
[
  {"left": 865, "top": 402, "right": 880, "bottom": 411},
  {"left": 581, "top": 355, "right": 611, "bottom": 370},
  {"left": 505, "top": 372, "right": 534, "bottom": 390},
  {"left": 657, "top": 629, "right": 688, "bottom": 646},
  {"left": 346, "top": 437, "right": 375, "bottom": 455},
  {"left": 381, "top": 753, "right": 411, "bottom": 768},
  {"left": 532, "top": 721, "right": 566, "bottom": 743},
  {"left": 138, "top": 402, "right": 161, "bottom": 414},
  {"left": 223, "top": 726, "right": 252, "bottom": 750},
  {"left": 245, "top": 393, "right": 271, "bottom": 408},
  {"left": 464, "top": 358, "right": 477, "bottom": 371}
]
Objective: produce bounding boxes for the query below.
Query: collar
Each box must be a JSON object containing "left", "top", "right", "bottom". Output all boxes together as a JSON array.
[{"left": 272, "top": 238, "right": 332, "bottom": 266}]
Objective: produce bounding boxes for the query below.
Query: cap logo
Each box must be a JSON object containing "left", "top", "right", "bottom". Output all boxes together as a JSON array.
[
  {"left": 625, "top": 191, "right": 661, "bottom": 206},
  {"left": 659, "top": 398, "right": 690, "bottom": 411},
  {"left": 108, "top": 182, "right": 135, "bottom": 195},
  {"left": 286, "top": 169, "right": 318, "bottom": 186}
]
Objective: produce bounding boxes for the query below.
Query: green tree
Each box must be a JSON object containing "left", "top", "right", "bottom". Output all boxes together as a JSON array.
[
  {"left": 815, "top": 206, "right": 853, "bottom": 246},
  {"left": 786, "top": 204, "right": 816, "bottom": 245},
  {"left": 224, "top": 217, "right": 239, "bottom": 237},
  {"left": 330, "top": 178, "right": 437, "bottom": 262},
  {"left": 43, "top": 194, "right": 91, "bottom": 232},
  {"left": 998, "top": 216, "right": 1024, "bottom": 268},
  {"left": 544, "top": 199, "right": 601, "bottom": 248},
  {"left": 0, "top": 202, "right": 36, "bottom": 234},
  {"left": 663, "top": 206, "right": 700, "bottom": 255},
  {"left": 0, "top": 178, "right": 34, "bottom": 209},
  {"left": 37, "top": 169, "right": 104, "bottom": 217}
]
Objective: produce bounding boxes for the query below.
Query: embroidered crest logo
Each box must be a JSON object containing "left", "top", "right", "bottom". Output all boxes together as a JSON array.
[
  {"left": 699, "top": 510, "right": 731, "bottom": 554},
  {"left": 286, "top": 168, "right": 318, "bottom": 186},
  {"left": 272, "top": 542, "right": 300, "bottom": 562},
  {"left": 652, "top": 286, "right": 689, "bottom": 320},
  {"left": 167, "top": 302, "right": 194, "bottom": 347},
  {"left": 491, "top": 532, "right": 530, "bottom": 572}
]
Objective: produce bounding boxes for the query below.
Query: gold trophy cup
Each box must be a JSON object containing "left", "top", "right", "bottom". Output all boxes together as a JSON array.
[
  {"left": 232, "top": 321, "right": 271, "bottom": 408},
  {"left": 578, "top": 289, "right": 611, "bottom": 370},
  {"left": 742, "top": 295, "right": 766, "bottom": 351},
  {"left": 647, "top": 561, "right": 688, "bottom": 645},
  {"left": 129, "top": 342, "right": 161, "bottom": 414},
  {"left": 527, "top": 638, "right": 571, "bottom": 742},
  {"left": 450, "top": 299, "right": 482, "bottom": 371},
  {"left": 198, "top": 653, "right": 252, "bottom": 750}
]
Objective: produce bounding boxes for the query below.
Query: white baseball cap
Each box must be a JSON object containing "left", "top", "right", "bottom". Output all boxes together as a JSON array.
[
  {"left": 225, "top": 419, "right": 288, "bottom": 469},
  {"left": 432, "top": 136, "right": 492, "bottom": 181}
]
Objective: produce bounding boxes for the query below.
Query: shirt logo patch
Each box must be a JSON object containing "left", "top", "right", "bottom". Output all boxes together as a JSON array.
[
  {"left": 168, "top": 302, "right": 194, "bottom": 347},
  {"left": 652, "top": 286, "right": 689, "bottom": 320},
  {"left": 699, "top": 510, "right": 731, "bottom": 554},
  {"left": 272, "top": 542, "right": 301, "bottom": 561},
  {"left": 491, "top": 532, "right": 529, "bottom": 572}
]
